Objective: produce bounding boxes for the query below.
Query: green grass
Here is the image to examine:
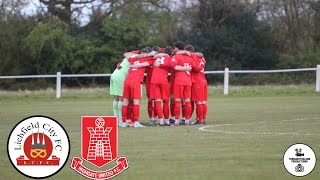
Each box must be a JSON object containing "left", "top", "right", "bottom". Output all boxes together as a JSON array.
[{"left": 0, "top": 85, "right": 319, "bottom": 180}]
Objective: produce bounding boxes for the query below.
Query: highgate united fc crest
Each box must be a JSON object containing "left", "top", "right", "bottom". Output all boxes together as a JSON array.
[
  {"left": 7, "top": 116, "right": 70, "bottom": 178},
  {"left": 71, "top": 116, "right": 129, "bottom": 179}
]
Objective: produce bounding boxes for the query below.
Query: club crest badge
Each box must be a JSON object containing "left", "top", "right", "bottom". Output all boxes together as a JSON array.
[
  {"left": 71, "top": 116, "right": 129, "bottom": 179},
  {"left": 7, "top": 115, "right": 70, "bottom": 178}
]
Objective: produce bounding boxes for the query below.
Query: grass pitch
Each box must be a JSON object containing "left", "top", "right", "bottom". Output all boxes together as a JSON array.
[{"left": 0, "top": 85, "right": 319, "bottom": 180}]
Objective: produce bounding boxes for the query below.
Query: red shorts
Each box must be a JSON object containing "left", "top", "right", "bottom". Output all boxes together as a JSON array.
[
  {"left": 173, "top": 85, "right": 191, "bottom": 99},
  {"left": 123, "top": 80, "right": 142, "bottom": 100},
  {"left": 150, "top": 83, "right": 170, "bottom": 100},
  {"left": 146, "top": 83, "right": 151, "bottom": 98},
  {"left": 192, "top": 83, "right": 208, "bottom": 101}
]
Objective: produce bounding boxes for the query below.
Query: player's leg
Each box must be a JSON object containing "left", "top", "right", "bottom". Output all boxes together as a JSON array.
[
  {"left": 173, "top": 85, "right": 182, "bottom": 126},
  {"left": 169, "top": 81, "right": 175, "bottom": 123},
  {"left": 120, "top": 81, "right": 131, "bottom": 127},
  {"left": 110, "top": 77, "right": 119, "bottom": 120},
  {"left": 202, "top": 101, "right": 207, "bottom": 124},
  {"left": 121, "top": 98, "right": 129, "bottom": 127},
  {"left": 150, "top": 84, "right": 162, "bottom": 125},
  {"left": 154, "top": 99, "right": 164, "bottom": 125},
  {"left": 183, "top": 85, "right": 192, "bottom": 125},
  {"left": 202, "top": 83, "right": 208, "bottom": 124},
  {"left": 117, "top": 96, "right": 123, "bottom": 124},
  {"left": 146, "top": 83, "right": 155, "bottom": 124},
  {"left": 181, "top": 99, "right": 186, "bottom": 124},
  {"left": 113, "top": 96, "right": 121, "bottom": 124},
  {"left": 127, "top": 99, "right": 134, "bottom": 126},
  {"left": 161, "top": 83, "right": 170, "bottom": 125},
  {"left": 191, "top": 83, "right": 203, "bottom": 124},
  {"left": 132, "top": 83, "right": 145, "bottom": 127}
]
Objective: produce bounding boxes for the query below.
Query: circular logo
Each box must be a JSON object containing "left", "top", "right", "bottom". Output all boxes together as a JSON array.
[
  {"left": 283, "top": 143, "right": 316, "bottom": 177},
  {"left": 7, "top": 116, "right": 70, "bottom": 178}
]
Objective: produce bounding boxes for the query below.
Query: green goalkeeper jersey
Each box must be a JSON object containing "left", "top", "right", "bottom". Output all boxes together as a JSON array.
[{"left": 111, "top": 58, "right": 130, "bottom": 81}]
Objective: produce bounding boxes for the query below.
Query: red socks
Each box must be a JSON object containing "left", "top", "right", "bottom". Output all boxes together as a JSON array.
[
  {"left": 170, "top": 103, "right": 175, "bottom": 118},
  {"left": 196, "top": 104, "right": 204, "bottom": 123},
  {"left": 133, "top": 104, "right": 140, "bottom": 122},
  {"left": 163, "top": 100, "right": 169, "bottom": 119},
  {"left": 121, "top": 105, "right": 127, "bottom": 123},
  {"left": 203, "top": 104, "right": 207, "bottom": 119},
  {"left": 182, "top": 104, "right": 186, "bottom": 119},
  {"left": 174, "top": 101, "right": 181, "bottom": 120},
  {"left": 154, "top": 101, "right": 163, "bottom": 119},
  {"left": 148, "top": 101, "right": 153, "bottom": 119},
  {"left": 185, "top": 101, "right": 191, "bottom": 120}
]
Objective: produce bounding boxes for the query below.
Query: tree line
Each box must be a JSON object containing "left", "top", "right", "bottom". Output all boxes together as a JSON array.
[{"left": 0, "top": 0, "right": 320, "bottom": 89}]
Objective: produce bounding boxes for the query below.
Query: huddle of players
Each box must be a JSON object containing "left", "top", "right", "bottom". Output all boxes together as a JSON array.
[{"left": 110, "top": 41, "right": 207, "bottom": 127}]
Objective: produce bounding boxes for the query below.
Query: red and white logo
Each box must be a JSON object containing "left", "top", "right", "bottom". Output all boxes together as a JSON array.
[
  {"left": 7, "top": 116, "right": 70, "bottom": 178},
  {"left": 71, "top": 116, "right": 129, "bottom": 179}
]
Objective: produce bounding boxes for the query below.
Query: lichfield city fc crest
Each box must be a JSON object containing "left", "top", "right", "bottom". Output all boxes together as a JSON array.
[
  {"left": 71, "top": 116, "right": 129, "bottom": 179},
  {"left": 7, "top": 115, "right": 70, "bottom": 178}
]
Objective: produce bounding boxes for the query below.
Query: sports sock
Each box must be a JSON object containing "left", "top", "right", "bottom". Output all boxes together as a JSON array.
[
  {"left": 182, "top": 104, "right": 186, "bottom": 119},
  {"left": 113, "top": 100, "right": 118, "bottom": 117},
  {"left": 174, "top": 100, "right": 181, "bottom": 120},
  {"left": 128, "top": 101, "right": 133, "bottom": 121},
  {"left": 154, "top": 101, "right": 163, "bottom": 119},
  {"left": 170, "top": 103, "right": 175, "bottom": 118},
  {"left": 185, "top": 101, "right": 192, "bottom": 120},
  {"left": 153, "top": 103, "right": 158, "bottom": 119},
  {"left": 121, "top": 105, "right": 128, "bottom": 123},
  {"left": 148, "top": 101, "right": 153, "bottom": 119},
  {"left": 203, "top": 104, "right": 207, "bottom": 119},
  {"left": 117, "top": 101, "right": 123, "bottom": 119},
  {"left": 163, "top": 100, "right": 169, "bottom": 119},
  {"left": 196, "top": 104, "right": 204, "bottom": 123},
  {"left": 164, "top": 119, "right": 170, "bottom": 125},
  {"left": 190, "top": 101, "right": 195, "bottom": 118},
  {"left": 133, "top": 104, "right": 140, "bottom": 122}
]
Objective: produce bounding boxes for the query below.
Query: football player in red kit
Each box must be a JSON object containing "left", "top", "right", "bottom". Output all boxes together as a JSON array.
[
  {"left": 171, "top": 45, "right": 202, "bottom": 125},
  {"left": 151, "top": 46, "right": 173, "bottom": 126},
  {"left": 121, "top": 49, "right": 155, "bottom": 127}
]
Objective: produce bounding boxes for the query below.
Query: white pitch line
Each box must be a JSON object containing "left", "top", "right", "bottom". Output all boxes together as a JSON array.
[{"left": 198, "top": 117, "right": 320, "bottom": 136}]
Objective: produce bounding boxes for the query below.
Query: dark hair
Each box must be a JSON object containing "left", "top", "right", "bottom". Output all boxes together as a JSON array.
[
  {"left": 152, "top": 46, "right": 161, "bottom": 52},
  {"left": 184, "top": 45, "right": 194, "bottom": 53},
  {"left": 174, "top": 41, "right": 185, "bottom": 50},
  {"left": 139, "top": 48, "right": 149, "bottom": 54},
  {"left": 144, "top": 46, "right": 152, "bottom": 53},
  {"left": 164, "top": 46, "right": 173, "bottom": 55}
]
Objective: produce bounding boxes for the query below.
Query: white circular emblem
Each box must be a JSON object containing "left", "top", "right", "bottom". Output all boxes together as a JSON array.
[
  {"left": 283, "top": 143, "right": 316, "bottom": 177},
  {"left": 7, "top": 116, "right": 70, "bottom": 178}
]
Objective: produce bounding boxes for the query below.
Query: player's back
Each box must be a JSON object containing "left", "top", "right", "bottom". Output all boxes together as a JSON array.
[
  {"left": 126, "top": 57, "right": 152, "bottom": 83},
  {"left": 172, "top": 54, "right": 193, "bottom": 86},
  {"left": 151, "top": 56, "right": 172, "bottom": 84},
  {"left": 191, "top": 56, "right": 207, "bottom": 84}
]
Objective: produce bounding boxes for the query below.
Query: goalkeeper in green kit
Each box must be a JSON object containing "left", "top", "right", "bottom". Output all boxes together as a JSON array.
[{"left": 110, "top": 56, "right": 132, "bottom": 125}]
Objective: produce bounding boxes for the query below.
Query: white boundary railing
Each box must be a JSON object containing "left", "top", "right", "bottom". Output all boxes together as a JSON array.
[{"left": 0, "top": 65, "right": 319, "bottom": 98}]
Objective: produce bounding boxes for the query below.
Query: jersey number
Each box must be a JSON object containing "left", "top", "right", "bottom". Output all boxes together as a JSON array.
[{"left": 156, "top": 57, "right": 165, "bottom": 64}]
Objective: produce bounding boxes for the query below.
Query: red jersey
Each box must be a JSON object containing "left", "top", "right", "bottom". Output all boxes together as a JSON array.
[
  {"left": 151, "top": 56, "right": 172, "bottom": 84},
  {"left": 171, "top": 54, "right": 196, "bottom": 86},
  {"left": 125, "top": 57, "right": 153, "bottom": 83},
  {"left": 191, "top": 56, "right": 207, "bottom": 84}
]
